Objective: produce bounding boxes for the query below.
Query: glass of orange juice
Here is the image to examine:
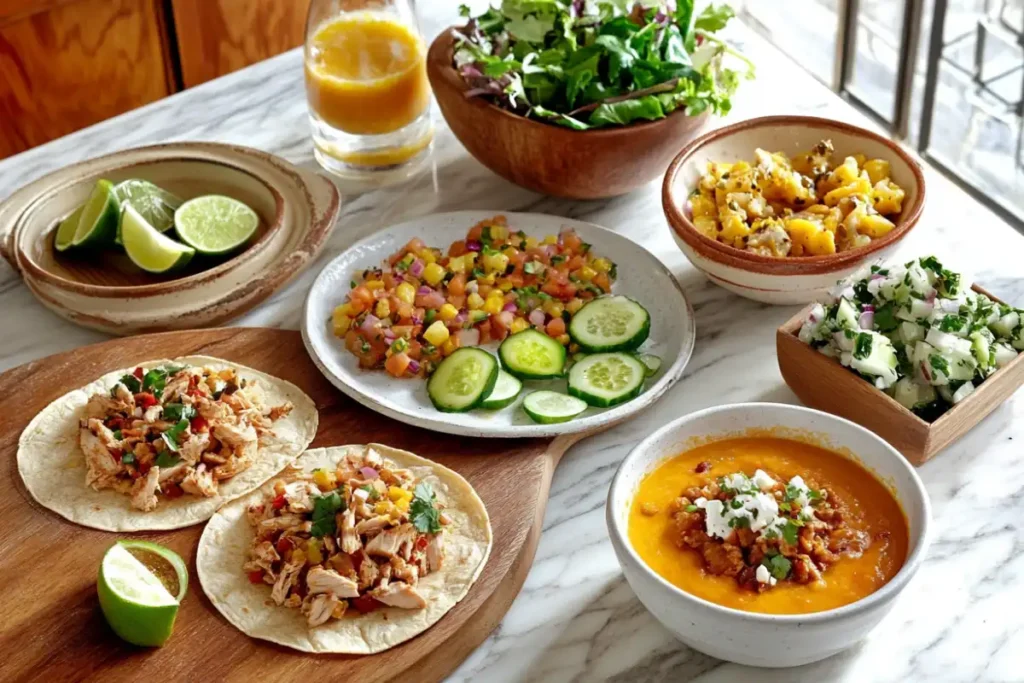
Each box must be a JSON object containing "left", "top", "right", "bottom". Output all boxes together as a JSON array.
[{"left": 304, "top": 0, "right": 433, "bottom": 179}]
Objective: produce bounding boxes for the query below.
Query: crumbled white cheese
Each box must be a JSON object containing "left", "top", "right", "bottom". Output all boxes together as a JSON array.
[
  {"left": 787, "top": 476, "right": 811, "bottom": 507},
  {"left": 721, "top": 473, "right": 750, "bottom": 492},
  {"left": 751, "top": 469, "right": 776, "bottom": 491},
  {"left": 702, "top": 499, "right": 731, "bottom": 539},
  {"left": 754, "top": 564, "right": 777, "bottom": 586}
]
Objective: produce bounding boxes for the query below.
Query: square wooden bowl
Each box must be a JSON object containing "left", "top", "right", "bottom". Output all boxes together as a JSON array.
[{"left": 777, "top": 285, "right": 1024, "bottom": 465}]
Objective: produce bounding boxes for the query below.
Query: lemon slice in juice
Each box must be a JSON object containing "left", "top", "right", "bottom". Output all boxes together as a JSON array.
[{"left": 97, "top": 541, "right": 188, "bottom": 647}]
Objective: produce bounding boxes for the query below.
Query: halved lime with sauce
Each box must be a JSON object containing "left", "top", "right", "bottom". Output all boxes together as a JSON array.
[
  {"left": 54, "top": 205, "right": 84, "bottom": 252},
  {"left": 72, "top": 179, "right": 120, "bottom": 247},
  {"left": 97, "top": 540, "right": 188, "bottom": 647},
  {"left": 121, "top": 205, "right": 195, "bottom": 273},
  {"left": 174, "top": 195, "right": 259, "bottom": 255},
  {"left": 113, "top": 179, "right": 183, "bottom": 244}
]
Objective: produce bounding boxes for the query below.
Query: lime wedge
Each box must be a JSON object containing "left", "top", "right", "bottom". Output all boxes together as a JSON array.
[
  {"left": 97, "top": 541, "right": 188, "bottom": 647},
  {"left": 121, "top": 205, "right": 195, "bottom": 273},
  {"left": 113, "top": 179, "right": 183, "bottom": 244},
  {"left": 72, "top": 179, "right": 120, "bottom": 247},
  {"left": 174, "top": 195, "right": 259, "bottom": 255},
  {"left": 54, "top": 205, "right": 85, "bottom": 252}
]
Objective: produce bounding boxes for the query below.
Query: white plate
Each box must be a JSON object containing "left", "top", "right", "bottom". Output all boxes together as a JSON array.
[{"left": 302, "top": 211, "right": 695, "bottom": 438}]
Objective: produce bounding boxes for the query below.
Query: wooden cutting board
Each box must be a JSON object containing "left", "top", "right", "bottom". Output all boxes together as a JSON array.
[{"left": 0, "top": 328, "right": 586, "bottom": 682}]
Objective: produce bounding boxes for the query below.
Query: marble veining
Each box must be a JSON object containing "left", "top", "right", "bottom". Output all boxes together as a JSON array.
[{"left": 0, "top": 3, "right": 1022, "bottom": 681}]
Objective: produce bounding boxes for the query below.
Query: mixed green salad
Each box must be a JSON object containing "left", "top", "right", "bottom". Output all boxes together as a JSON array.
[
  {"left": 453, "top": 0, "right": 753, "bottom": 129},
  {"left": 799, "top": 257, "right": 1023, "bottom": 421}
]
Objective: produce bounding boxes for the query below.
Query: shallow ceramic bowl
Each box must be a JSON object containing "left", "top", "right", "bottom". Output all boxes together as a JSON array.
[
  {"left": 427, "top": 29, "right": 709, "bottom": 199},
  {"left": 0, "top": 142, "right": 340, "bottom": 335},
  {"left": 662, "top": 116, "right": 926, "bottom": 304},
  {"left": 606, "top": 403, "right": 931, "bottom": 668},
  {"left": 302, "top": 210, "right": 695, "bottom": 438}
]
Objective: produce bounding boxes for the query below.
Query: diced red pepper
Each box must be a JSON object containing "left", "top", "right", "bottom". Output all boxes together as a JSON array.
[
  {"left": 138, "top": 461, "right": 152, "bottom": 475},
  {"left": 133, "top": 367, "right": 144, "bottom": 379},
  {"left": 247, "top": 570, "right": 264, "bottom": 584},
  {"left": 351, "top": 595, "right": 382, "bottom": 614},
  {"left": 104, "top": 415, "right": 125, "bottom": 430},
  {"left": 109, "top": 449, "right": 123, "bottom": 463},
  {"left": 163, "top": 482, "right": 184, "bottom": 499},
  {"left": 135, "top": 392, "right": 159, "bottom": 409},
  {"left": 190, "top": 415, "right": 209, "bottom": 433},
  {"left": 275, "top": 536, "right": 292, "bottom": 555},
  {"left": 272, "top": 494, "right": 286, "bottom": 510},
  {"left": 415, "top": 536, "right": 428, "bottom": 551},
  {"left": 351, "top": 549, "right": 365, "bottom": 573}
]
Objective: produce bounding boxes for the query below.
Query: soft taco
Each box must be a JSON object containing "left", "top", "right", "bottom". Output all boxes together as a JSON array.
[
  {"left": 196, "top": 444, "right": 492, "bottom": 654},
  {"left": 17, "top": 355, "right": 317, "bottom": 532}
]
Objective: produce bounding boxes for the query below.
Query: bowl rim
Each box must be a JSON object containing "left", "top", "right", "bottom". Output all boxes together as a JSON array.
[
  {"left": 427, "top": 26, "right": 702, "bottom": 137},
  {"left": 6, "top": 143, "right": 295, "bottom": 299},
  {"left": 606, "top": 401, "right": 932, "bottom": 624},
  {"left": 661, "top": 115, "right": 927, "bottom": 276}
]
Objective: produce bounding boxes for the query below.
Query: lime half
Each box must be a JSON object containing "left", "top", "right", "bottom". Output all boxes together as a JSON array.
[
  {"left": 121, "top": 205, "right": 195, "bottom": 273},
  {"left": 113, "top": 179, "right": 183, "bottom": 244},
  {"left": 54, "top": 205, "right": 84, "bottom": 252},
  {"left": 174, "top": 195, "right": 259, "bottom": 255},
  {"left": 72, "top": 179, "right": 119, "bottom": 247},
  {"left": 97, "top": 540, "right": 188, "bottom": 647}
]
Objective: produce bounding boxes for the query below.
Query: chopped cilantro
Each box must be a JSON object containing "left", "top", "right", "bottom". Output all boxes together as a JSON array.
[
  {"left": 929, "top": 354, "right": 950, "bottom": 377},
  {"left": 524, "top": 261, "right": 542, "bottom": 275},
  {"left": 154, "top": 451, "right": 180, "bottom": 468},
  {"left": 112, "top": 429, "right": 123, "bottom": 441},
  {"left": 939, "top": 315, "right": 965, "bottom": 333},
  {"left": 120, "top": 452, "right": 135, "bottom": 465},
  {"left": 424, "top": 309, "right": 437, "bottom": 324},
  {"left": 853, "top": 332, "right": 873, "bottom": 360},
  {"left": 874, "top": 302, "right": 899, "bottom": 331},
  {"left": 763, "top": 553, "right": 792, "bottom": 580},
  {"left": 782, "top": 520, "right": 800, "bottom": 546},
  {"left": 311, "top": 491, "right": 344, "bottom": 537},
  {"left": 162, "top": 402, "right": 195, "bottom": 422},
  {"left": 853, "top": 281, "right": 873, "bottom": 304},
  {"left": 160, "top": 419, "right": 190, "bottom": 453},
  {"left": 685, "top": 504, "right": 698, "bottom": 513},
  {"left": 410, "top": 482, "right": 442, "bottom": 534},
  {"left": 118, "top": 374, "right": 141, "bottom": 394}
]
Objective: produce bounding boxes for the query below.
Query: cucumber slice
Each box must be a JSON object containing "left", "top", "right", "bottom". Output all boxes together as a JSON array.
[
  {"left": 568, "top": 352, "right": 646, "bottom": 407},
  {"left": 427, "top": 348, "right": 499, "bottom": 413},
  {"left": 522, "top": 391, "right": 587, "bottom": 424},
  {"left": 569, "top": 296, "right": 651, "bottom": 352},
  {"left": 636, "top": 353, "right": 662, "bottom": 377},
  {"left": 498, "top": 329, "right": 566, "bottom": 379},
  {"left": 480, "top": 370, "right": 522, "bottom": 409}
]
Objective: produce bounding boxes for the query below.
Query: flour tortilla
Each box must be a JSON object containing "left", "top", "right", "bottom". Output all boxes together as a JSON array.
[
  {"left": 17, "top": 355, "right": 318, "bottom": 532},
  {"left": 196, "top": 444, "right": 493, "bottom": 654}
]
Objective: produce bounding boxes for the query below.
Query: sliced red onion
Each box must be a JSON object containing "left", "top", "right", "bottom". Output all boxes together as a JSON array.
[
  {"left": 411, "top": 316, "right": 424, "bottom": 326},
  {"left": 858, "top": 311, "right": 874, "bottom": 329},
  {"left": 383, "top": 329, "right": 396, "bottom": 342},
  {"left": 542, "top": 245, "right": 558, "bottom": 258},
  {"left": 497, "top": 310, "right": 515, "bottom": 327},
  {"left": 529, "top": 309, "right": 546, "bottom": 327},
  {"left": 466, "top": 240, "right": 482, "bottom": 252},
  {"left": 460, "top": 65, "right": 484, "bottom": 78},
  {"left": 458, "top": 328, "right": 480, "bottom": 346},
  {"left": 870, "top": 273, "right": 886, "bottom": 281},
  {"left": 360, "top": 467, "right": 379, "bottom": 481},
  {"left": 920, "top": 361, "right": 931, "bottom": 382},
  {"left": 409, "top": 259, "right": 425, "bottom": 277},
  {"left": 360, "top": 315, "right": 380, "bottom": 335},
  {"left": 502, "top": 302, "right": 517, "bottom": 313},
  {"left": 407, "top": 360, "right": 421, "bottom": 374},
  {"left": 417, "top": 285, "right": 434, "bottom": 296},
  {"left": 466, "top": 280, "right": 479, "bottom": 294},
  {"left": 862, "top": 304, "right": 874, "bottom": 312},
  {"left": 926, "top": 288, "right": 937, "bottom": 303}
]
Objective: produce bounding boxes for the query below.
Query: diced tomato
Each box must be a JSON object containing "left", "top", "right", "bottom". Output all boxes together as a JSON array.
[
  {"left": 351, "top": 594, "right": 382, "bottom": 614},
  {"left": 478, "top": 284, "right": 492, "bottom": 298},
  {"left": 276, "top": 536, "right": 293, "bottom": 555},
  {"left": 104, "top": 415, "right": 125, "bottom": 430},
  {"left": 385, "top": 352, "right": 412, "bottom": 377},
  {"left": 593, "top": 272, "right": 611, "bottom": 293},
  {"left": 546, "top": 317, "right": 566, "bottom": 338},
  {"left": 567, "top": 255, "right": 586, "bottom": 270},
  {"left": 272, "top": 494, "right": 287, "bottom": 510},
  {"left": 247, "top": 570, "right": 264, "bottom": 584},
  {"left": 133, "top": 367, "right": 144, "bottom": 380},
  {"left": 541, "top": 276, "right": 577, "bottom": 300},
  {"left": 466, "top": 224, "right": 484, "bottom": 242},
  {"left": 478, "top": 321, "right": 492, "bottom": 345},
  {"left": 416, "top": 290, "right": 445, "bottom": 309},
  {"left": 448, "top": 294, "right": 466, "bottom": 310},
  {"left": 350, "top": 286, "right": 374, "bottom": 311},
  {"left": 135, "top": 392, "right": 159, "bottom": 409},
  {"left": 190, "top": 415, "right": 209, "bottom": 433},
  {"left": 415, "top": 536, "right": 428, "bottom": 551},
  {"left": 110, "top": 449, "right": 123, "bottom": 463},
  {"left": 138, "top": 461, "right": 152, "bottom": 475},
  {"left": 406, "top": 339, "right": 422, "bottom": 360},
  {"left": 507, "top": 273, "right": 525, "bottom": 288},
  {"left": 163, "top": 482, "right": 184, "bottom": 499},
  {"left": 491, "top": 312, "right": 512, "bottom": 341},
  {"left": 448, "top": 273, "right": 466, "bottom": 296},
  {"left": 561, "top": 229, "right": 583, "bottom": 252},
  {"left": 448, "top": 240, "right": 468, "bottom": 257}
]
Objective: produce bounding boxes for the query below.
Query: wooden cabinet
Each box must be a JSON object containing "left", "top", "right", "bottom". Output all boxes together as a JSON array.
[
  {"left": 0, "top": 0, "right": 174, "bottom": 159},
  {"left": 170, "top": 0, "right": 311, "bottom": 88},
  {"left": 0, "top": 0, "right": 310, "bottom": 161}
]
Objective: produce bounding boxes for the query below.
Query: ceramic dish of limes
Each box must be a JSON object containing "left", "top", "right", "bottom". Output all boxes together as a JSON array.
[{"left": 55, "top": 178, "right": 260, "bottom": 274}]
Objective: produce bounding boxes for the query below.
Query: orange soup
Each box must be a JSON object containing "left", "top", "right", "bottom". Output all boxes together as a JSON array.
[
  {"left": 305, "top": 13, "right": 431, "bottom": 137},
  {"left": 628, "top": 437, "right": 909, "bottom": 614}
]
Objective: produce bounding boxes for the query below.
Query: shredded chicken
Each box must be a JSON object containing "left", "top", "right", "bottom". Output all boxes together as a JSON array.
[
  {"left": 180, "top": 464, "right": 217, "bottom": 497},
  {"left": 371, "top": 582, "right": 427, "bottom": 609},
  {"left": 130, "top": 467, "right": 160, "bottom": 512}
]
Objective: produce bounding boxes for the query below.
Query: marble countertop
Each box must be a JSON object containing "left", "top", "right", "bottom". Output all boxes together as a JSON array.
[{"left": 1, "top": 3, "right": 1022, "bottom": 681}]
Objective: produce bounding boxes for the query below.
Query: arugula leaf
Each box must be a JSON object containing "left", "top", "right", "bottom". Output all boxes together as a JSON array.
[
  {"left": 590, "top": 96, "right": 668, "bottom": 126},
  {"left": 160, "top": 419, "right": 190, "bottom": 453},
  {"left": 594, "top": 34, "right": 638, "bottom": 83},
  {"left": 311, "top": 491, "right": 344, "bottom": 537},
  {"left": 410, "top": 483, "right": 443, "bottom": 534}
]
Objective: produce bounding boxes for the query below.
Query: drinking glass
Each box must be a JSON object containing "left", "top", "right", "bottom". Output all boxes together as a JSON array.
[{"left": 304, "top": 0, "right": 433, "bottom": 179}]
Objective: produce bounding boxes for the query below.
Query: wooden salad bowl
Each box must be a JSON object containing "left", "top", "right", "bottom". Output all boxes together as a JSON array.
[
  {"left": 663, "top": 116, "right": 927, "bottom": 304},
  {"left": 427, "top": 29, "right": 709, "bottom": 199},
  {"left": 777, "top": 285, "right": 1024, "bottom": 464},
  {"left": 0, "top": 143, "right": 341, "bottom": 335}
]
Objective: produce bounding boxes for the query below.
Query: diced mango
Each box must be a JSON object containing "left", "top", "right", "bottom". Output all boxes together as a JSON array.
[
  {"left": 690, "top": 195, "right": 718, "bottom": 220},
  {"left": 863, "top": 159, "right": 890, "bottom": 185},
  {"left": 365, "top": 279, "right": 385, "bottom": 291},
  {"left": 395, "top": 282, "right": 416, "bottom": 304},
  {"left": 375, "top": 299, "right": 390, "bottom": 318},
  {"left": 484, "top": 294, "right": 503, "bottom": 315},
  {"left": 510, "top": 317, "right": 529, "bottom": 334},
  {"left": 871, "top": 180, "right": 905, "bottom": 215},
  {"left": 467, "top": 293, "right": 484, "bottom": 310},
  {"left": 483, "top": 252, "right": 510, "bottom": 274},
  {"left": 577, "top": 266, "right": 597, "bottom": 281},
  {"left": 438, "top": 303, "right": 458, "bottom": 321},
  {"left": 448, "top": 256, "right": 467, "bottom": 273},
  {"left": 566, "top": 298, "right": 584, "bottom": 314},
  {"left": 306, "top": 539, "right": 323, "bottom": 565},
  {"left": 312, "top": 468, "right": 337, "bottom": 490},
  {"left": 785, "top": 217, "right": 836, "bottom": 256},
  {"left": 591, "top": 257, "right": 613, "bottom": 273},
  {"left": 542, "top": 299, "right": 564, "bottom": 318},
  {"left": 823, "top": 175, "right": 871, "bottom": 206},
  {"left": 693, "top": 216, "right": 718, "bottom": 238},
  {"left": 858, "top": 212, "right": 896, "bottom": 238},
  {"left": 424, "top": 320, "right": 450, "bottom": 346},
  {"left": 441, "top": 338, "right": 458, "bottom": 355},
  {"left": 497, "top": 279, "right": 514, "bottom": 292},
  {"left": 423, "top": 262, "right": 446, "bottom": 286},
  {"left": 542, "top": 235, "right": 558, "bottom": 245}
]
